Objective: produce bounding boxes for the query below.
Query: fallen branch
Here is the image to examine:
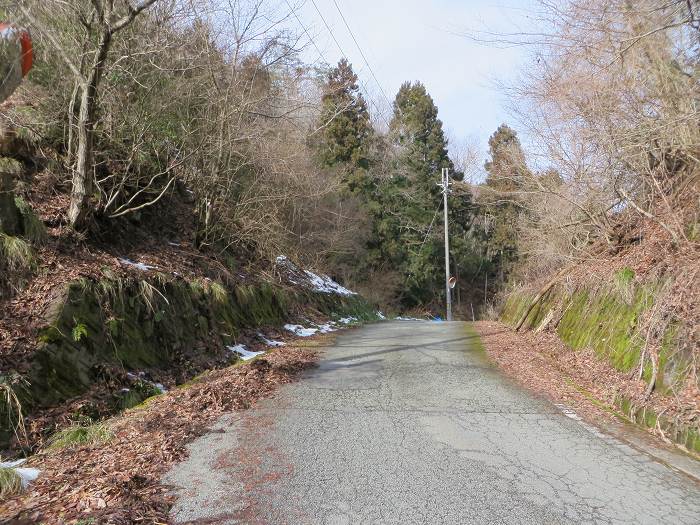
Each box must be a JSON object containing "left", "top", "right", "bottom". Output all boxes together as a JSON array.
[{"left": 514, "top": 268, "right": 569, "bottom": 332}]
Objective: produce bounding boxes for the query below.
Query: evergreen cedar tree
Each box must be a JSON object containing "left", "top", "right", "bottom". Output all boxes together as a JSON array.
[
  {"left": 316, "top": 67, "right": 491, "bottom": 308},
  {"left": 482, "top": 124, "right": 531, "bottom": 281},
  {"left": 316, "top": 58, "right": 373, "bottom": 171}
]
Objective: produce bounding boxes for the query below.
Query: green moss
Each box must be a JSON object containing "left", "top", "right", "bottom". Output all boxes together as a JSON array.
[
  {"left": 686, "top": 429, "right": 700, "bottom": 454},
  {"left": 14, "top": 197, "right": 46, "bottom": 244},
  {"left": 500, "top": 278, "right": 691, "bottom": 394},
  {"left": 500, "top": 291, "right": 531, "bottom": 326},
  {"left": 614, "top": 394, "right": 700, "bottom": 454},
  {"left": 615, "top": 267, "right": 635, "bottom": 286},
  {"left": 4, "top": 271, "right": 377, "bottom": 447},
  {"left": 555, "top": 288, "right": 652, "bottom": 374}
]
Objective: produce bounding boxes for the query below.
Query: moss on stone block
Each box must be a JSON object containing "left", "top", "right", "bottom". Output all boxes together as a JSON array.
[
  {"left": 501, "top": 279, "right": 690, "bottom": 394},
  {"left": 14, "top": 272, "right": 377, "bottom": 438},
  {"left": 615, "top": 394, "right": 700, "bottom": 454}
]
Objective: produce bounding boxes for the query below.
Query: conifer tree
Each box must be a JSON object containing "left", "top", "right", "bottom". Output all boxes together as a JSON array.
[
  {"left": 390, "top": 81, "right": 454, "bottom": 186},
  {"left": 365, "top": 82, "right": 478, "bottom": 307},
  {"left": 316, "top": 59, "right": 373, "bottom": 170},
  {"left": 482, "top": 124, "right": 531, "bottom": 283}
]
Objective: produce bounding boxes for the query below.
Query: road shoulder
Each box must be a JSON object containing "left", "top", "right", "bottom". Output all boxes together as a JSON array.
[{"left": 473, "top": 320, "right": 700, "bottom": 482}]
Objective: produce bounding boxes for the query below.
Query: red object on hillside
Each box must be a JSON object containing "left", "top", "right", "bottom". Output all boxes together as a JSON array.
[
  {"left": 18, "top": 28, "right": 33, "bottom": 76},
  {"left": 0, "top": 22, "right": 33, "bottom": 103}
]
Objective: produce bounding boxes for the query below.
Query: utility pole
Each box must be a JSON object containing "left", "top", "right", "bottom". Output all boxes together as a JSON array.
[{"left": 440, "top": 167, "right": 453, "bottom": 321}]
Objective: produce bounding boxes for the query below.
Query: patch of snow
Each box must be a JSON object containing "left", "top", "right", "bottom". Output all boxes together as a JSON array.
[
  {"left": 257, "top": 333, "right": 286, "bottom": 347},
  {"left": 338, "top": 316, "right": 357, "bottom": 325},
  {"left": 0, "top": 459, "right": 40, "bottom": 488},
  {"left": 118, "top": 258, "right": 157, "bottom": 272},
  {"left": 284, "top": 324, "right": 318, "bottom": 337},
  {"left": 276, "top": 255, "right": 355, "bottom": 296},
  {"left": 126, "top": 371, "right": 168, "bottom": 393},
  {"left": 555, "top": 404, "right": 582, "bottom": 421},
  {"left": 303, "top": 270, "right": 356, "bottom": 296},
  {"left": 316, "top": 323, "right": 336, "bottom": 334},
  {"left": 376, "top": 311, "right": 386, "bottom": 320},
  {"left": 396, "top": 316, "right": 424, "bottom": 321},
  {"left": 227, "top": 344, "right": 265, "bottom": 361}
]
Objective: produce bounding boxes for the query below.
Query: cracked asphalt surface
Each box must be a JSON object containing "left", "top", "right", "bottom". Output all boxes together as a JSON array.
[{"left": 165, "top": 321, "right": 700, "bottom": 524}]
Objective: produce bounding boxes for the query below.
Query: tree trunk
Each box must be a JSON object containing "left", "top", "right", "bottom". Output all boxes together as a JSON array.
[{"left": 68, "top": 30, "right": 111, "bottom": 230}]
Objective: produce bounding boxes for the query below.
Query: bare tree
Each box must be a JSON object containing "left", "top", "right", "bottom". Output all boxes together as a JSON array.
[{"left": 17, "top": 0, "right": 158, "bottom": 229}]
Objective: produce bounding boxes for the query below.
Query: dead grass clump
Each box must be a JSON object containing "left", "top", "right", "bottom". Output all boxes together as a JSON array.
[
  {"left": 0, "top": 466, "right": 22, "bottom": 498},
  {"left": 47, "top": 423, "right": 113, "bottom": 451}
]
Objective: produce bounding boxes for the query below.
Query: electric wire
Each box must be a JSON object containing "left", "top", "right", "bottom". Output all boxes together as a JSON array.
[
  {"left": 305, "top": 0, "right": 392, "bottom": 129},
  {"left": 417, "top": 203, "right": 442, "bottom": 255},
  {"left": 330, "top": 0, "right": 394, "bottom": 112}
]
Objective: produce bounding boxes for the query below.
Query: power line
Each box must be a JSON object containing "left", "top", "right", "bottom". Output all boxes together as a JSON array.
[
  {"left": 305, "top": 0, "right": 392, "bottom": 129},
  {"left": 285, "top": 0, "right": 329, "bottom": 66},
  {"left": 330, "top": 0, "right": 394, "bottom": 112}
]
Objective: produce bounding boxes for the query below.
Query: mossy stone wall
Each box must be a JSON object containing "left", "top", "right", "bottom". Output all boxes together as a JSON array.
[
  {"left": 500, "top": 279, "right": 698, "bottom": 452},
  {"left": 22, "top": 276, "right": 376, "bottom": 412},
  {"left": 500, "top": 284, "right": 685, "bottom": 388}
]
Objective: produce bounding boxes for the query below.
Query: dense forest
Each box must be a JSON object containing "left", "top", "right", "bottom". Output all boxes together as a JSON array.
[{"left": 4, "top": 0, "right": 695, "bottom": 315}]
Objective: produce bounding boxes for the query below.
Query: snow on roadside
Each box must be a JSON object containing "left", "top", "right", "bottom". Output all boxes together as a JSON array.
[
  {"left": 0, "top": 459, "right": 40, "bottom": 488},
  {"left": 284, "top": 324, "right": 318, "bottom": 337},
  {"left": 258, "top": 333, "right": 285, "bottom": 347},
  {"left": 396, "top": 316, "right": 424, "bottom": 321},
  {"left": 227, "top": 344, "right": 265, "bottom": 361},
  {"left": 316, "top": 323, "right": 336, "bottom": 334},
  {"left": 376, "top": 311, "right": 386, "bottom": 320},
  {"left": 276, "top": 255, "right": 356, "bottom": 296},
  {"left": 302, "top": 270, "right": 355, "bottom": 296},
  {"left": 126, "top": 371, "right": 167, "bottom": 393},
  {"left": 118, "top": 258, "right": 157, "bottom": 272},
  {"left": 338, "top": 316, "right": 358, "bottom": 325}
]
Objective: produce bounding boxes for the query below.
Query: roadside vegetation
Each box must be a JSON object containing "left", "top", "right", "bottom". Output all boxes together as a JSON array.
[
  {"left": 469, "top": 0, "right": 699, "bottom": 452},
  {"left": 0, "top": 0, "right": 697, "bottom": 519}
]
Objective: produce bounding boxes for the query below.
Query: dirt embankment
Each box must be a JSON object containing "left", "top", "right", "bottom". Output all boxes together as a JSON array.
[
  {"left": 475, "top": 321, "right": 700, "bottom": 457},
  {"left": 1, "top": 336, "right": 331, "bottom": 523}
]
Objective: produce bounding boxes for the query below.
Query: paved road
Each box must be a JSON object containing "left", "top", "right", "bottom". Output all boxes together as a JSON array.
[{"left": 165, "top": 321, "right": 700, "bottom": 524}]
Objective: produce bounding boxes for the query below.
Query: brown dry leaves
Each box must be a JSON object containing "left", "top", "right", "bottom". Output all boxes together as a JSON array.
[
  {"left": 474, "top": 321, "right": 699, "bottom": 435},
  {"left": 0, "top": 343, "right": 324, "bottom": 524}
]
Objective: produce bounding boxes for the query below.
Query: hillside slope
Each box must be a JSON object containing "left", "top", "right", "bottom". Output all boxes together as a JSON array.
[
  {"left": 496, "top": 196, "right": 700, "bottom": 453},
  {"left": 0, "top": 114, "right": 379, "bottom": 454}
]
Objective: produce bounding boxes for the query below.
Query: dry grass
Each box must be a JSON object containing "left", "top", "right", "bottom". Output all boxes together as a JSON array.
[
  {"left": 0, "top": 466, "right": 22, "bottom": 498},
  {"left": 0, "top": 233, "right": 34, "bottom": 271},
  {"left": 47, "top": 423, "right": 113, "bottom": 451}
]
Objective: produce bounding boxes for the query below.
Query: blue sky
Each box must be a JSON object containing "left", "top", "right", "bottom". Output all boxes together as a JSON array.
[{"left": 288, "top": 0, "right": 537, "bottom": 168}]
